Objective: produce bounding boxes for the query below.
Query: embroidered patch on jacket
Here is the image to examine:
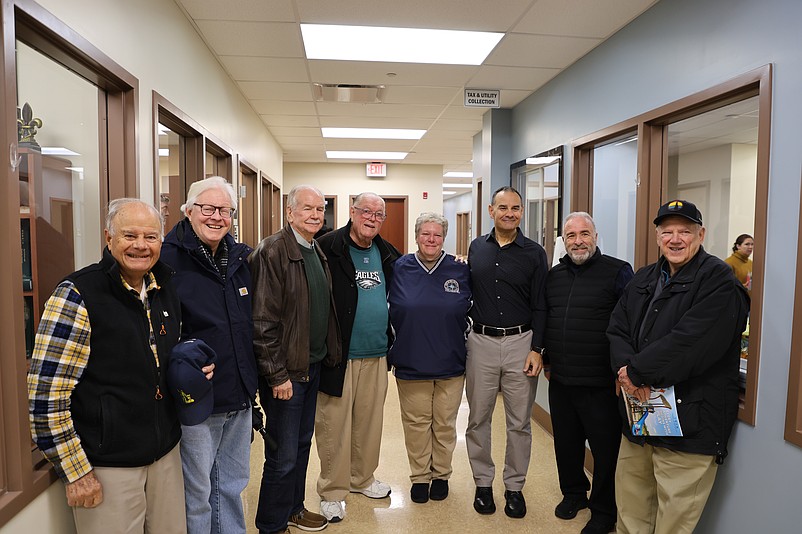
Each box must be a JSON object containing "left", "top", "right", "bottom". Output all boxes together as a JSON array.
[
  {"left": 239, "top": 287, "right": 249, "bottom": 296},
  {"left": 444, "top": 279, "right": 460, "bottom": 293}
]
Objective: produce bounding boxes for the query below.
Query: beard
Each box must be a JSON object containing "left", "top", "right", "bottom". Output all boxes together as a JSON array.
[{"left": 567, "top": 244, "right": 596, "bottom": 265}]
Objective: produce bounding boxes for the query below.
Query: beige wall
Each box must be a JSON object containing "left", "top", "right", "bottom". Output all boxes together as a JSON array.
[
  {"left": 0, "top": 483, "right": 75, "bottom": 534},
  {"left": 284, "top": 162, "right": 445, "bottom": 252}
]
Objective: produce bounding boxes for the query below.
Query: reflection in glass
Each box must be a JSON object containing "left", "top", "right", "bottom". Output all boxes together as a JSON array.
[
  {"left": 511, "top": 147, "right": 562, "bottom": 264},
  {"left": 666, "top": 96, "right": 758, "bottom": 383},
  {"left": 592, "top": 134, "right": 638, "bottom": 266},
  {"left": 16, "top": 40, "right": 101, "bottom": 357},
  {"left": 158, "top": 124, "right": 182, "bottom": 234}
]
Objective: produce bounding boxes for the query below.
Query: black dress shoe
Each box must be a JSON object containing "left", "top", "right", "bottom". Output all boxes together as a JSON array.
[
  {"left": 473, "top": 486, "right": 495, "bottom": 514},
  {"left": 429, "top": 479, "right": 448, "bottom": 501},
  {"left": 504, "top": 490, "right": 526, "bottom": 518},
  {"left": 410, "top": 483, "right": 429, "bottom": 503},
  {"left": 555, "top": 496, "right": 589, "bottom": 520}
]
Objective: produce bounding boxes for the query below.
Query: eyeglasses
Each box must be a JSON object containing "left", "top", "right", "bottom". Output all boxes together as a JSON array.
[
  {"left": 353, "top": 206, "right": 387, "bottom": 221},
  {"left": 194, "top": 203, "right": 235, "bottom": 219}
]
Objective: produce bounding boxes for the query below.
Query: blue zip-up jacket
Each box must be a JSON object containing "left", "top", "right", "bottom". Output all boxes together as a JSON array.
[{"left": 161, "top": 218, "right": 257, "bottom": 413}]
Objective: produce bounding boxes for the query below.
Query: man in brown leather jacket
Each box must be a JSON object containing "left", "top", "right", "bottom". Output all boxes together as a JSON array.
[{"left": 249, "top": 185, "right": 342, "bottom": 534}]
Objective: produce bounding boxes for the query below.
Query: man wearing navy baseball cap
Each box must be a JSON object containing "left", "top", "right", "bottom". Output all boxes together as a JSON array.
[{"left": 607, "top": 199, "right": 749, "bottom": 534}]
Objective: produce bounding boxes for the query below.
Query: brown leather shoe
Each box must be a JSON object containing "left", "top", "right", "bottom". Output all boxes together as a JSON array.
[{"left": 288, "top": 508, "right": 328, "bottom": 531}]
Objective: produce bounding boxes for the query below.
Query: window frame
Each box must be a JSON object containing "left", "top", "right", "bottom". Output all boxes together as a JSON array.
[
  {"left": 572, "top": 65, "right": 772, "bottom": 425},
  {"left": 1, "top": 0, "right": 137, "bottom": 525}
]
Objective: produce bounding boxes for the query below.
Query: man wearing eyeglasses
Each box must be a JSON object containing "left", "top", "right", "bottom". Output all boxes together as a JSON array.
[
  {"left": 160, "top": 176, "right": 258, "bottom": 533},
  {"left": 314, "top": 192, "right": 401, "bottom": 523},
  {"left": 466, "top": 186, "right": 548, "bottom": 520}
]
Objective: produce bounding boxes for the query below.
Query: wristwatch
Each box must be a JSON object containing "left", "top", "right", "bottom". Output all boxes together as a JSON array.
[{"left": 532, "top": 345, "right": 546, "bottom": 357}]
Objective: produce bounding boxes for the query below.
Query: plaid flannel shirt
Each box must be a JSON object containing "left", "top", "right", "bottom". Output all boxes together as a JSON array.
[{"left": 27, "top": 273, "right": 159, "bottom": 483}]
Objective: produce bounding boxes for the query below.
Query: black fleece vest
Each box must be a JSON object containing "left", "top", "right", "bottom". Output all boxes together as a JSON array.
[
  {"left": 544, "top": 252, "right": 626, "bottom": 387},
  {"left": 67, "top": 250, "right": 182, "bottom": 468}
]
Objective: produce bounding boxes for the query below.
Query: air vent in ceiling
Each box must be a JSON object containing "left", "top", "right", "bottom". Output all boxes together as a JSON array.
[{"left": 313, "top": 83, "right": 385, "bottom": 103}]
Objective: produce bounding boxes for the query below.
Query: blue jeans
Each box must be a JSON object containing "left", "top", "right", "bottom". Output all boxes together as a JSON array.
[
  {"left": 255, "top": 362, "right": 321, "bottom": 533},
  {"left": 180, "top": 406, "right": 252, "bottom": 534}
]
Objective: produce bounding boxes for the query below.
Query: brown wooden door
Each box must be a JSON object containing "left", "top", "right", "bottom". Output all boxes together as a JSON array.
[{"left": 380, "top": 197, "right": 407, "bottom": 254}]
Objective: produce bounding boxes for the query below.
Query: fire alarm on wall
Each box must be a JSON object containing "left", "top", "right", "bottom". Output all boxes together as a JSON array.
[{"left": 423, "top": 191, "right": 428, "bottom": 199}]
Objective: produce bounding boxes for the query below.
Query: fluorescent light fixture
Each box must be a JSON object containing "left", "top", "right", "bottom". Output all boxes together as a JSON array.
[
  {"left": 302, "top": 24, "right": 503, "bottom": 65},
  {"left": 322, "top": 127, "right": 425, "bottom": 140},
  {"left": 443, "top": 191, "right": 457, "bottom": 195},
  {"left": 326, "top": 151, "right": 407, "bottom": 160},
  {"left": 443, "top": 183, "right": 473, "bottom": 189},
  {"left": 42, "top": 147, "right": 80, "bottom": 156},
  {"left": 159, "top": 148, "right": 170, "bottom": 157},
  {"left": 444, "top": 171, "right": 473, "bottom": 178},
  {"left": 525, "top": 156, "right": 560, "bottom": 165}
]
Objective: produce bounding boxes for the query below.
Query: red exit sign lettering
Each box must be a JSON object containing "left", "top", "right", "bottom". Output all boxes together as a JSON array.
[{"left": 366, "top": 162, "right": 387, "bottom": 177}]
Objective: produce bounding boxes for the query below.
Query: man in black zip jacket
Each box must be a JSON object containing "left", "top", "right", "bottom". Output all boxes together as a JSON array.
[
  {"left": 607, "top": 199, "right": 749, "bottom": 534},
  {"left": 544, "top": 212, "right": 633, "bottom": 534},
  {"left": 28, "top": 199, "right": 200, "bottom": 533}
]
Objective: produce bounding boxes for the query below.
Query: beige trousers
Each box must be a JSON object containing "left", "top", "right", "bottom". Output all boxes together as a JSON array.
[
  {"left": 396, "top": 375, "right": 465, "bottom": 483},
  {"left": 315, "top": 356, "right": 389, "bottom": 502},
  {"left": 72, "top": 444, "right": 186, "bottom": 534},
  {"left": 465, "top": 331, "right": 537, "bottom": 490},
  {"left": 616, "top": 436, "right": 718, "bottom": 534}
]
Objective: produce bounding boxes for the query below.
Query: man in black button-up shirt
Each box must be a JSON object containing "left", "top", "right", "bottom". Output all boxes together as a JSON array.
[{"left": 466, "top": 186, "right": 548, "bottom": 519}]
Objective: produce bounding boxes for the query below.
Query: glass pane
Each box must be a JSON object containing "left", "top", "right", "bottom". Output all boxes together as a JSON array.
[
  {"left": 592, "top": 134, "right": 638, "bottom": 266},
  {"left": 666, "top": 96, "right": 758, "bottom": 388},
  {"left": 511, "top": 148, "right": 562, "bottom": 264},
  {"left": 16, "top": 39, "right": 101, "bottom": 360},
  {"left": 205, "top": 149, "right": 216, "bottom": 177},
  {"left": 158, "top": 123, "right": 182, "bottom": 234}
]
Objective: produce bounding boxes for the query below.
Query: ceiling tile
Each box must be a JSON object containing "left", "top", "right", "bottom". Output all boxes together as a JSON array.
[
  {"left": 219, "top": 56, "right": 308, "bottom": 82},
  {"left": 487, "top": 34, "right": 602, "bottom": 69},
  {"left": 195, "top": 20, "right": 303, "bottom": 57},
  {"left": 513, "top": 0, "right": 658, "bottom": 39},
  {"left": 178, "top": 0, "right": 296, "bottom": 21}
]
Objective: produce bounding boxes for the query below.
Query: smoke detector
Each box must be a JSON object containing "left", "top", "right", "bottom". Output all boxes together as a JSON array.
[{"left": 313, "top": 83, "right": 385, "bottom": 103}]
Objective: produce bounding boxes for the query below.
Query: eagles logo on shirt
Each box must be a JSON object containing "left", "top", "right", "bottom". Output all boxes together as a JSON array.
[
  {"left": 444, "top": 279, "right": 460, "bottom": 293},
  {"left": 355, "top": 271, "right": 382, "bottom": 290}
]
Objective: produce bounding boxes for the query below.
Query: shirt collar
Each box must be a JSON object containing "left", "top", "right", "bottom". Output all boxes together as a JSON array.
[{"left": 291, "top": 225, "right": 313, "bottom": 249}]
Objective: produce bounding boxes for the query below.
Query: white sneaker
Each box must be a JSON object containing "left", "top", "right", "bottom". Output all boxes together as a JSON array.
[
  {"left": 320, "top": 500, "right": 345, "bottom": 523},
  {"left": 350, "top": 479, "right": 392, "bottom": 499}
]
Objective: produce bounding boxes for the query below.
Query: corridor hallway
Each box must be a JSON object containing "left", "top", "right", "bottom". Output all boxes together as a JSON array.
[{"left": 243, "top": 379, "right": 590, "bottom": 533}]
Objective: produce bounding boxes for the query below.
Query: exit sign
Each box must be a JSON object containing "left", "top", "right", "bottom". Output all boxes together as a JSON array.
[{"left": 366, "top": 162, "right": 387, "bottom": 177}]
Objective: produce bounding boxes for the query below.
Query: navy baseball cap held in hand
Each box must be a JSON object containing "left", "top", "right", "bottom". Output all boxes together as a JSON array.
[
  {"left": 653, "top": 199, "right": 703, "bottom": 226},
  {"left": 168, "top": 338, "right": 217, "bottom": 426}
]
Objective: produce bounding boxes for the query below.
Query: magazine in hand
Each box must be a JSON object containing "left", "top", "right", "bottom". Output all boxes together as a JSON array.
[{"left": 623, "top": 386, "right": 683, "bottom": 437}]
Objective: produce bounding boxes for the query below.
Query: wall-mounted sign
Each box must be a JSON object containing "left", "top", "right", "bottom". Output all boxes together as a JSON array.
[
  {"left": 464, "top": 89, "right": 500, "bottom": 108},
  {"left": 366, "top": 162, "right": 387, "bottom": 177}
]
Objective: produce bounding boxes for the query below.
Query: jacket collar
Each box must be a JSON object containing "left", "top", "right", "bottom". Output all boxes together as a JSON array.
[
  {"left": 100, "top": 246, "right": 172, "bottom": 288},
  {"left": 558, "top": 247, "right": 602, "bottom": 270},
  {"left": 656, "top": 245, "right": 710, "bottom": 284}
]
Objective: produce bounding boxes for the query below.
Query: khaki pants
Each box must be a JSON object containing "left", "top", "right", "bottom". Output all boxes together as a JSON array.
[
  {"left": 315, "top": 357, "right": 389, "bottom": 502},
  {"left": 72, "top": 444, "right": 186, "bottom": 534},
  {"left": 396, "top": 375, "right": 465, "bottom": 483},
  {"left": 465, "top": 331, "right": 537, "bottom": 490},
  {"left": 616, "top": 436, "right": 718, "bottom": 534}
]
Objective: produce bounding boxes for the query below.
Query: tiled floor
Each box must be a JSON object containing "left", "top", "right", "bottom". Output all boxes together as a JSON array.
[{"left": 243, "top": 378, "right": 591, "bottom": 533}]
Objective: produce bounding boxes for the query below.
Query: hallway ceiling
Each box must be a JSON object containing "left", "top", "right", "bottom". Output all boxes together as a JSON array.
[{"left": 175, "top": 0, "right": 658, "bottom": 183}]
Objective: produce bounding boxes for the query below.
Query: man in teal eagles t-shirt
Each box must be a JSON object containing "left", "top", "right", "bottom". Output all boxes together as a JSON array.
[{"left": 314, "top": 193, "right": 401, "bottom": 523}]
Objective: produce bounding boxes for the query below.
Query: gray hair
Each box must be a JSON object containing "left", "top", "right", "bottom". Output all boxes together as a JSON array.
[
  {"left": 181, "top": 176, "right": 238, "bottom": 215},
  {"left": 352, "top": 192, "right": 385, "bottom": 209},
  {"left": 106, "top": 198, "right": 163, "bottom": 237},
  {"left": 563, "top": 211, "right": 596, "bottom": 234},
  {"left": 415, "top": 212, "right": 448, "bottom": 238},
  {"left": 287, "top": 184, "right": 325, "bottom": 209}
]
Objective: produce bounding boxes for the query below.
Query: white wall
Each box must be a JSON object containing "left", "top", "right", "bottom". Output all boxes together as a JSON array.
[{"left": 283, "top": 162, "right": 444, "bottom": 252}]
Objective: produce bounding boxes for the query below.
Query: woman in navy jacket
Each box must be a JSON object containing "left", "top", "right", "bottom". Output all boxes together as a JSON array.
[{"left": 160, "top": 176, "right": 257, "bottom": 534}]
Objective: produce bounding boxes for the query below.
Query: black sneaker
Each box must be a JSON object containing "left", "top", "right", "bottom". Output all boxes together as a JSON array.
[
  {"left": 429, "top": 479, "right": 449, "bottom": 501},
  {"left": 581, "top": 516, "right": 616, "bottom": 534},
  {"left": 554, "top": 496, "right": 589, "bottom": 520},
  {"left": 411, "top": 483, "right": 429, "bottom": 503}
]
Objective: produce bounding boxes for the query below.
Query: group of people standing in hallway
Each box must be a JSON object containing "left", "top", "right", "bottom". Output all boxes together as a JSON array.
[{"left": 26, "top": 175, "right": 749, "bottom": 534}]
